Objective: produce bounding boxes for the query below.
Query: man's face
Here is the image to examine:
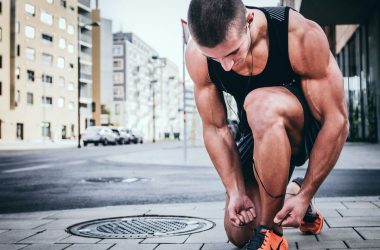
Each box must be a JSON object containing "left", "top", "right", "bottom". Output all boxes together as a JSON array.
[{"left": 199, "top": 25, "right": 251, "bottom": 72}]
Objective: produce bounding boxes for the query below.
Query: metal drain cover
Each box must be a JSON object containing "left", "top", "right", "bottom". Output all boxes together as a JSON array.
[{"left": 66, "top": 215, "right": 215, "bottom": 239}]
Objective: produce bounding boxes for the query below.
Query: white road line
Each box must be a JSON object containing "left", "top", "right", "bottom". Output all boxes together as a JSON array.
[
  {"left": 2, "top": 164, "right": 54, "bottom": 173},
  {"left": 1, "top": 160, "right": 86, "bottom": 173}
]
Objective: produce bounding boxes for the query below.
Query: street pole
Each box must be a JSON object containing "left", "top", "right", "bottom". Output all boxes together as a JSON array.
[
  {"left": 182, "top": 40, "right": 187, "bottom": 163},
  {"left": 152, "top": 80, "right": 156, "bottom": 143},
  {"left": 77, "top": 56, "right": 81, "bottom": 148}
]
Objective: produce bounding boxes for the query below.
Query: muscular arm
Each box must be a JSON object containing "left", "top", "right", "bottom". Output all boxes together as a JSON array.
[
  {"left": 185, "top": 40, "right": 246, "bottom": 197},
  {"left": 289, "top": 11, "right": 349, "bottom": 202}
]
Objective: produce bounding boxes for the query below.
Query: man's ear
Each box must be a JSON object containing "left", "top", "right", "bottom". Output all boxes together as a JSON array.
[{"left": 246, "top": 11, "right": 254, "bottom": 25}]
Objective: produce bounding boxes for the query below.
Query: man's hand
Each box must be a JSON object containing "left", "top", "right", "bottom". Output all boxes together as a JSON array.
[
  {"left": 274, "top": 194, "right": 309, "bottom": 227},
  {"left": 228, "top": 194, "right": 256, "bottom": 227}
]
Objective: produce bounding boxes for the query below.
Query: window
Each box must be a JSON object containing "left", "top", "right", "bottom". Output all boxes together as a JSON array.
[
  {"left": 113, "top": 45, "right": 123, "bottom": 56},
  {"left": 68, "top": 101, "right": 74, "bottom": 110},
  {"left": 67, "top": 81, "right": 74, "bottom": 91},
  {"left": 113, "top": 59, "right": 123, "bottom": 70},
  {"left": 47, "top": 0, "right": 53, "bottom": 4},
  {"left": 42, "top": 74, "right": 53, "bottom": 84},
  {"left": 16, "top": 123, "right": 24, "bottom": 140},
  {"left": 17, "top": 45, "right": 20, "bottom": 56},
  {"left": 0, "top": 55, "right": 2, "bottom": 68},
  {"left": 42, "top": 122, "right": 51, "bottom": 137},
  {"left": 25, "top": 26, "right": 35, "bottom": 39},
  {"left": 41, "top": 53, "right": 53, "bottom": 66},
  {"left": 58, "top": 76, "right": 65, "bottom": 87},
  {"left": 113, "top": 72, "right": 124, "bottom": 83},
  {"left": 25, "top": 47, "right": 35, "bottom": 60},
  {"left": 115, "top": 103, "right": 120, "bottom": 115},
  {"left": 27, "top": 92, "right": 33, "bottom": 104},
  {"left": 0, "top": 2, "right": 2, "bottom": 15},
  {"left": 60, "top": 0, "right": 67, "bottom": 8},
  {"left": 59, "top": 17, "right": 66, "bottom": 30},
  {"left": 16, "top": 90, "right": 20, "bottom": 103},
  {"left": 27, "top": 70, "right": 35, "bottom": 81},
  {"left": 69, "top": 63, "right": 74, "bottom": 69},
  {"left": 67, "top": 25, "right": 74, "bottom": 35},
  {"left": 0, "top": 81, "right": 2, "bottom": 96},
  {"left": 42, "top": 33, "right": 53, "bottom": 43},
  {"left": 67, "top": 44, "right": 74, "bottom": 54},
  {"left": 57, "top": 57, "right": 65, "bottom": 68},
  {"left": 0, "top": 27, "right": 2, "bottom": 42},
  {"left": 25, "top": 3, "right": 35, "bottom": 16},
  {"left": 16, "top": 22, "right": 19, "bottom": 34},
  {"left": 16, "top": 67, "right": 20, "bottom": 79},
  {"left": 40, "top": 10, "right": 53, "bottom": 25},
  {"left": 59, "top": 38, "right": 66, "bottom": 49},
  {"left": 57, "top": 97, "right": 65, "bottom": 108},
  {"left": 0, "top": 120, "right": 2, "bottom": 139},
  {"left": 42, "top": 96, "right": 53, "bottom": 105},
  {"left": 113, "top": 86, "right": 124, "bottom": 99}
]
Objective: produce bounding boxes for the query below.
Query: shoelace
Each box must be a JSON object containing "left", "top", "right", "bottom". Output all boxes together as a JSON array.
[{"left": 245, "top": 229, "right": 267, "bottom": 250}]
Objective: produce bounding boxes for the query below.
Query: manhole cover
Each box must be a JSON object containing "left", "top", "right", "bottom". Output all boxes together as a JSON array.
[
  {"left": 83, "top": 177, "right": 150, "bottom": 183},
  {"left": 66, "top": 215, "right": 215, "bottom": 239}
]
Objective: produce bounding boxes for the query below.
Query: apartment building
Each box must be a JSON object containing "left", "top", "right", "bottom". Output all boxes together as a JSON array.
[{"left": 0, "top": 0, "right": 78, "bottom": 141}]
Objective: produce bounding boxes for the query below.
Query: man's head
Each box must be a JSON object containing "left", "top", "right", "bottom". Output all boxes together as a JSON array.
[{"left": 187, "top": 0, "right": 253, "bottom": 71}]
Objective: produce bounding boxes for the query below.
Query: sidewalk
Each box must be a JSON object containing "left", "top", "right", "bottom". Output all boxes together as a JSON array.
[
  {"left": 0, "top": 196, "right": 380, "bottom": 250},
  {"left": 0, "top": 140, "right": 77, "bottom": 151}
]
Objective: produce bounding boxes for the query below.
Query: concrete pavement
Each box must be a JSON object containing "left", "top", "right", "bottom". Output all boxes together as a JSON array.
[{"left": 0, "top": 141, "right": 379, "bottom": 249}]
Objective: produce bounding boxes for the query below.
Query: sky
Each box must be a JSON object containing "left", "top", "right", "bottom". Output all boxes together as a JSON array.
[{"left": 99, "top": 0, "right": 280, "bottom": 75}]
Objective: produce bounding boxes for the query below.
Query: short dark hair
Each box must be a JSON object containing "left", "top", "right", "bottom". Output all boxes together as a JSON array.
[{"left": 187, "top": 0, "right": 246, "bottom": 48}]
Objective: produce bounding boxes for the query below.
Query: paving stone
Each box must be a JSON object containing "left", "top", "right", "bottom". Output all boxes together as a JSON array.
[
  {"left": 146, "top": 208, "right": 224, "bottom": 219},
  {"left": 18, "top": 230, "right": 70, "bottom": 244},
  {"left": 201, "top": 243, "right": 240, "bottom": 250},
  {"left": 64, "top": 243, "right": 113, "bottom": 250},
  {"left": 355, "top": 227, "right": 380, "bottom": 240},
  {"left": 338, "top": 208, "right": 380, "bottom": 217},
  {"left": 0, "top": 230, "right": 8, "bottom": 235},
  {"left": 35, "top": 219, "right": 85, "bottom": 230},
  {"left": 0, "top": 244, "right": 28, "bottom": 250},
  {"left": 185, "top": 219, "right": 228, "bottom": 243},
  {"left": 21, "top": 243, "right": 71, "bottom": 250},
  {"left": 0, "top": 211, "right": 57, "bottom": 220},
  {"left": 0, "top": 220, "right": 53, "bottom": 230},
  {"left": 0, "top": 230, "right": 42, "bottom": 243},
  {"left": 325, "top": 217, "right": 380, "bottom": 227},
  {"left": 317, "top": 228, "right": 362, "bottom": 241},
  {"left": 317, "top": 208, "right": 343, "bottom": 218},
  {"left": 57, "top": 235, "right": 101, "bottom": 244},
  {"left": 154, "top": 243, "right": 203, "bottom": 250},
  {"left": 283, "top": 228, "right": 317, "bottom": 242},
  {"left": 98, "top": 238, "right": 142, "bottom": 244},
  {"left": 48, "top": 207, "right": 150, "bottom": 220},
  {"left": 109, "top": 242, "right": 157, "bottom": 250},
  {"left": 346, "top": 239, "right": 380, "bottom": 248},
  {"left": 141, "top": 235, "right": 189, "bottom": 244},
  {"left": 343, "top": 202, "right": 378, "bottom": 209},
  {"left": 297, "top": 240, "right": 347, "bottom": 249},
  {"left": 310, "top": 202, "right": 347, "bottom": 210}
]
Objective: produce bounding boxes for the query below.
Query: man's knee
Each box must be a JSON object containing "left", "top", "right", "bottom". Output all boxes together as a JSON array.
[{"left": 244, "top": 89, "right": 285, "bottom": 137}]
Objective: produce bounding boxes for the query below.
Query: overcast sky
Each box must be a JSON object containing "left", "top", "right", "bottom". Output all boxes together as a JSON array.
[{"left": 99, "top": 0, "right": 279, "bottom": 74}]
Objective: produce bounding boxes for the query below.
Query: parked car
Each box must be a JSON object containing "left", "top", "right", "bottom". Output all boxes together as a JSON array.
[
  {"left": 118, "top": 127, "right": 132, "bottom": 144},
  {"left": 126, "top": 129, "right": 143, "bottom": 144},
  {"left": 110, "top": 128, "right": 122, "bottom": 145},
  {"left": 110, "top": 127, "right": 130, "bottom": 145},
  {"left": 82, "top": 126, "right": 117, "bottom": 146}
]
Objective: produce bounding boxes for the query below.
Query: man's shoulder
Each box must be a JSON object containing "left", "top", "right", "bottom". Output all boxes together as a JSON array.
[{"left": 185, "top": 40, "right": 212, "bottom": 87}]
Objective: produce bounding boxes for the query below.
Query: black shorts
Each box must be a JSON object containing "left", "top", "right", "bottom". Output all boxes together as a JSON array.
[{"left": 237, "top": 83, "right": 321, "bottom": 183}]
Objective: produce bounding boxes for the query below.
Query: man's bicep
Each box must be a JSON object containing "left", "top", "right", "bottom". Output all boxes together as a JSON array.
[{"left": 194, "top": 83, "right": 227, "bottom": 129}]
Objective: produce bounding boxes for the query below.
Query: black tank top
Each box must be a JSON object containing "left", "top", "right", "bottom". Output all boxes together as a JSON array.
[{"left": 207, "top": 6, "right": 301, "bottom": 134}]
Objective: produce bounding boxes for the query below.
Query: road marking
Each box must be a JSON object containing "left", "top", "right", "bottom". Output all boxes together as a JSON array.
[
  {"left": 2, "top": 164, "right": 54, "bottom": 173},
  {"left": 1, "top": 160, "right": 86, "bottom": 173}
]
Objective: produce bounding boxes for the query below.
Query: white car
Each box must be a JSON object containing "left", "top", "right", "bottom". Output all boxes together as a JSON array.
[{"left": 82, "top": 126, "right": 117, "bottom": 146}]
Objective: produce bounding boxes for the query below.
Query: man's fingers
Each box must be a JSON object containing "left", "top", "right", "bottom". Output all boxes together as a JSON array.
[
  {"left": 237, "top": 214, "right": 245, "bottom": 225},
  {"left": 239, "top": 210, "right": 250, "bottom": 224},
  {"left": 228, "top": 209, "right": 242, "bottom": 227},
  {"left": 249, "top": 207, "right": 256, "bottom": 218},
  {"left": 274, "top": 206, "right": 292, "bottom": 224},
  {"left": 278, "top": 216, "right": 300, "bottom": 228}
]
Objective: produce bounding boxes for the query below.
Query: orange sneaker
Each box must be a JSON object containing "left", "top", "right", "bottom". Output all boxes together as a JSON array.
[
  {"left": 243, "top": 225, "right": 288, "bottom": 250},
  {"left": 299, "top": 205, "right": 324, "bottom": 234}
]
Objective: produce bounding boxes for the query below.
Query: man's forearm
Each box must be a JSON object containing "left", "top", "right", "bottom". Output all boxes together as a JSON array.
[
  {"left": 203, "top": 125, "right": 246, "bottom": 196},
  {"left": 299, "top": 119, "right": 349, "bottom": 201}
]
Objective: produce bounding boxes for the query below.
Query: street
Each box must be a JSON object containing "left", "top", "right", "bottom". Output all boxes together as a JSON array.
[{"left": 1, "top": 142, "right": 380, "bottom": 214}]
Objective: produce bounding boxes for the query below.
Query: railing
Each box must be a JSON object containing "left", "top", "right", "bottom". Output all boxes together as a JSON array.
[
  {"left": 79, "top": 15, "right": 92, "bottom": 25},
  {"left": 78, "top": 0, "right": 91, "bottom": 7},
  {"left": 80, "top": 33, "right": 92, "bottom": 44}
]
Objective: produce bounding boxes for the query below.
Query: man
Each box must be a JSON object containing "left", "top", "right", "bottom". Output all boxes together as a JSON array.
[{"left": 185, "top": 0, "right": 349, "bottom": 249}]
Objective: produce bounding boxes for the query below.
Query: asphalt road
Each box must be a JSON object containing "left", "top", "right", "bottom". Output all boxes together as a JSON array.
[{"left": 0, "top": 143, "right": 379, "bottom": 213}]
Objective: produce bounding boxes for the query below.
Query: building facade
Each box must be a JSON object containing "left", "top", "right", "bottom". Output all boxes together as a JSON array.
[
  {"left": 0, "top": 0, "right": 78, "bottom": 141},
  {"left": 282, "top": 0, "right": 380, "bottom": 142}
]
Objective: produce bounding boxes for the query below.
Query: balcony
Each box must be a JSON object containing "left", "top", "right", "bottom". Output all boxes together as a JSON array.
[
  {"left": 78, "top": 0, "right": 91, "bottom": 10},
  {"left": 80, "top": 52, "right": 92, "bottom": 63},
  {"left": 80, "top": 33, "right": 92, "bottom": 45},
  {"left": 79, "top": 15, "right": 92, "bottom": 26},
  {"left": 80, "top": 73, "right": 92, "bottom": 81}
]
